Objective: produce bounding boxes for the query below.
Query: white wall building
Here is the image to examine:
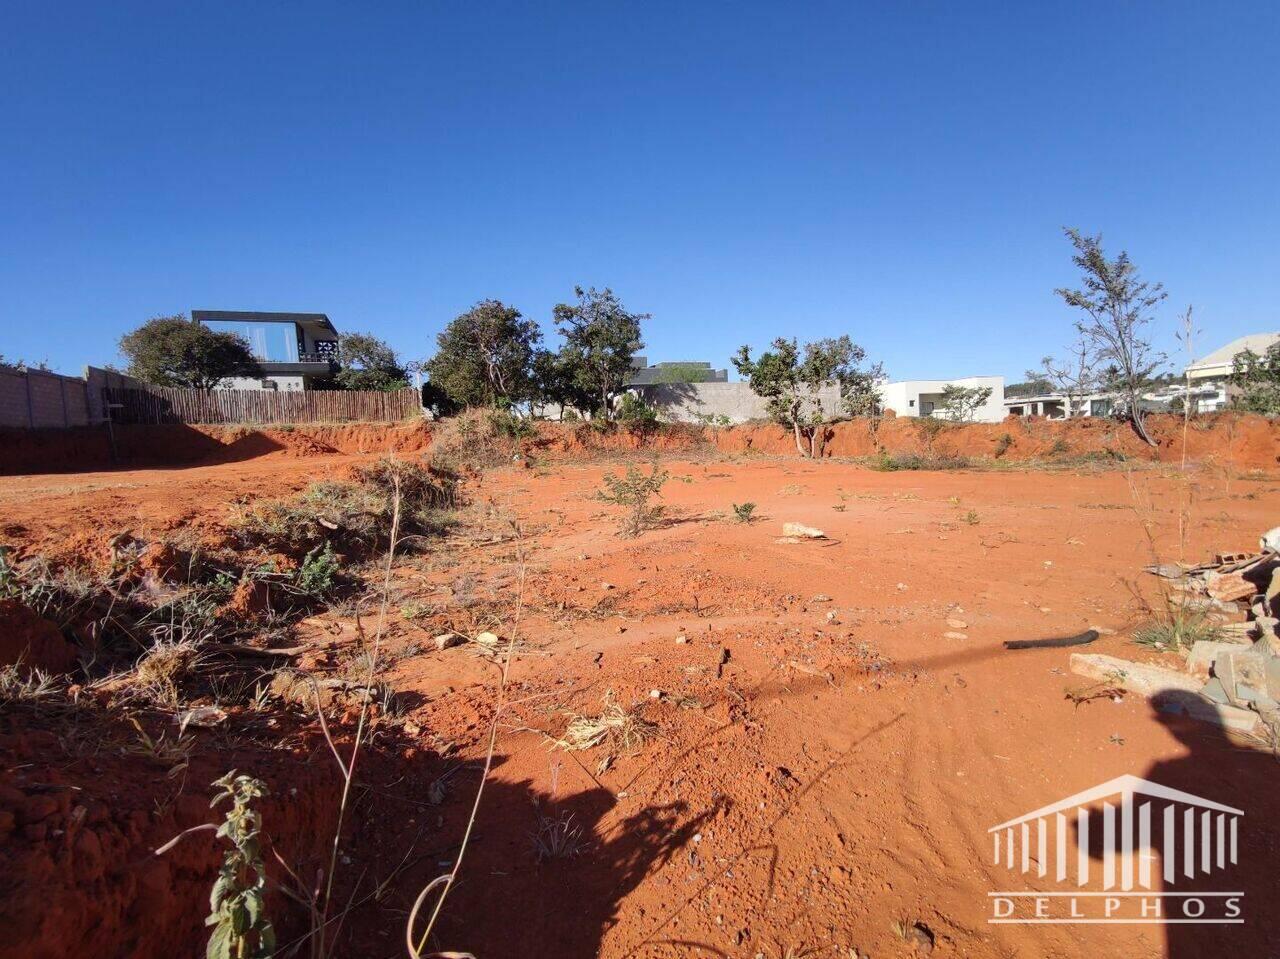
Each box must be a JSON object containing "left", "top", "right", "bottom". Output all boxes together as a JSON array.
[
  {"left": 878, "top": 376, "right": 1005, "bottom": 423},
  {"left": 1184, "top": 332, "right": 1279, "bottom": 413}
]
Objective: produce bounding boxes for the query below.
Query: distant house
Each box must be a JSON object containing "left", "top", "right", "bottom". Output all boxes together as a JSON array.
[
  {"left": 193, "top": 310, "right": 340, "bottom": 391},
  {"left": 878, "top": 376, "right": 1005, "bottom": 423},
  {"left": 1003, "top": 332, "right": 1280, "bottom": 419}
]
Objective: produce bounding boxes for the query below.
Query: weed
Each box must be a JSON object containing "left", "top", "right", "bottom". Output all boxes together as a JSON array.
[
  {"left": 994, "top": 432, "right": 1013, "bottom": 457},
  {"left": 961, "top": 510, "right": 980, "bottom": 525},
  {"left": 732, "top": 502, "right": 757, "bottom": 524},
  {"left": 1134, "top": 606, "right": 1222, "bottom": 653},
  {"left": 532, "top": 810, "right": 586, "bottom": 861},
  {"left": 1049, "top": 438, "right": 1071, "bottom": 455},
  {"left": 206, "top": 772, "right": 275, "bottom": 959},
  {"left": 871, "top": 451, "right": 970, "bottom": 471},
  {"left": 596, "top": 463, "right": 668, "bottom": 537},
  {"left": 125, "top": 717, "right": 193, "bottom": 775}
]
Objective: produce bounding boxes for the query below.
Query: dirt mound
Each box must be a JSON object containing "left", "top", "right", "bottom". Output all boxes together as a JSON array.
[{"left": 0, "top": 600, "right": 79, "bottom": 674}]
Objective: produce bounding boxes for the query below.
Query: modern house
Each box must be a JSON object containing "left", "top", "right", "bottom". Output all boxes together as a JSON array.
[
  {"left": 877, "top": 376, "right": 1006, "bottom": 423},
  {"left": 192, "top": 310, "right": 340, "bottom": 391}
]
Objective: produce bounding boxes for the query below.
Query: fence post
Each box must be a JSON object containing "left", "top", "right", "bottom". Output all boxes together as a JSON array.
[{"left": 25, "top": 375, "right": 35, "bottom": 427}]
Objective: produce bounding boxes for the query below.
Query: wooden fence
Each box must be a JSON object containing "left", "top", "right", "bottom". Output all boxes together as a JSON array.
[{"left": 104, "top": 386, "right": 423, "bottom": 425}]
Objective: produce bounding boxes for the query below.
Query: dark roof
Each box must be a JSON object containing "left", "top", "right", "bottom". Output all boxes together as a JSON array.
[{"left": 192, "top": 310, "right": 338, "bottom": 335}]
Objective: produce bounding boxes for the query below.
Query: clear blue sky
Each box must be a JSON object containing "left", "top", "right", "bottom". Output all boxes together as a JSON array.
[{"left": 3, "top": 1, "right": 1277, "bottom": 380}]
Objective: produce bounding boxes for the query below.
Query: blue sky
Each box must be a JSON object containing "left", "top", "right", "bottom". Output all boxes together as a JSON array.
[{"left": 2, "top": 1, "right": 1277, "bottom": 380}]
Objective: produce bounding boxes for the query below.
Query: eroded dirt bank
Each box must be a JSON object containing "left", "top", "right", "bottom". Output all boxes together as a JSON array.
[
  {"left": 4, "top": 411, "right": 1276, "bottom": 477},
  {"left": 2, "top": 420, "right": 1279, "bottom": 958}
]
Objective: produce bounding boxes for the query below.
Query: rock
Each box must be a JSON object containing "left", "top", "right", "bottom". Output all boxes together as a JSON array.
[
  {"left": 474, "top": 631, "right": 500, "bottom": 648},
  {"left": 812, "top": 594, "right": 832, "bottom": 603},
  {"left": 781, "top": 523, "right": 825, "bottom": 539},
  {"left": 649, "top": 689, "right": 663, "bottom": 699},
  {"left": 434, "top": 632, "right": 464, "bottom": 651},
  {"left": 601, "top": 582, "right": 615, "bottom": 590},
  {"left": 1261, "top": 526, "right": 1280, "bottom": 553},
  {"left": 675, "top": 635, "right": 688, "bottom": 644},
  {"left": 946, "top": 618, "right": 968, "bottom": 630},
  {"left": 944, "top": 631, "right": 968, "bottom": 640}
]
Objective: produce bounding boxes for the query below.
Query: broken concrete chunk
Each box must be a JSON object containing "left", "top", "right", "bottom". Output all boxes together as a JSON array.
[
  {"left": 1261, "top": 526, "right": 1280, "bottom": 553},
  {"left": 1069, "top": 653, "right": 1203, "bottom": 696},
  {"left": 1186, "top": 641, "right": 1249, "bottom": 678},
  {"left": 781, "top": 522, "right": 826, "bottom": 539},
  {"left": 1205, "top": 571, "right": 1256, "bottom": 603},
  {"left": 474, "top": 631, "right": 501, "bottom": 648},
  {"left": 1155, "top": 692, "right": 1260, "bottom": 734}
]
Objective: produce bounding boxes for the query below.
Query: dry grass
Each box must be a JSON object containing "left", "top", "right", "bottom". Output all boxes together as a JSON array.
[
  {"left": 555, "top": 691, "right": 658, "bottom": 752},
  {"left": 134, "top": 639, "right": 202, "bottom": 707}
]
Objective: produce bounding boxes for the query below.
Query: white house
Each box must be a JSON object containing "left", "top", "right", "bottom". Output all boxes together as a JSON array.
[{"left": 878, "top": 376, "right": 1005, "bottom": 423}]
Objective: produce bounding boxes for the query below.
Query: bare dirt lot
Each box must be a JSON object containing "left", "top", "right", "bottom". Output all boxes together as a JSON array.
[{"left": 2, "top": 415, "right": 1278, "bottom": 959}]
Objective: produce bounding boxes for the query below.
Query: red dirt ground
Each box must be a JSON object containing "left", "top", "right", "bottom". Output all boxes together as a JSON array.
[{"left": 2, "top": 417, "right": 1278, "bottom": 959}]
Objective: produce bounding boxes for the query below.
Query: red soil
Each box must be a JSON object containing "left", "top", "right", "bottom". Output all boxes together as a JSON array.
[{"left": 2, "top": 420, "right": 1279, "bottom": 958}]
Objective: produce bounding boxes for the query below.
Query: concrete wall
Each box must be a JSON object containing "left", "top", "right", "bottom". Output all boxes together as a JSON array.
[
  {"left": 878, "top": 376, "right": 1006, "bottom": 423},
  {"left": 0, "top": 368, "right": 93, "bottom": 428},
  {"left": 635, "top": 381, "right": 843, "bottom": 424}
]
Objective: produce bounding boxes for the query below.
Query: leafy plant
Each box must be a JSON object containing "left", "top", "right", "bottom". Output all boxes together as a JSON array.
[
  {"left": 206, "top": 772, "right": 275, "bottom": 959},
  {"left": 551, "top": 286, "right": 648, "bottom": 420},
  {"left": 596, "top": 463, "right": 668, "bottom": 537},
  {"left": 615, "top": 392, "right": 659, "bottom": 425},
  {"left": 961, "top": 510, "right": 980, "bottom": 525},
  {"left": 732, "top": 502, "right": 757, "bottom": 524},
  {"left": 994, "top": 432, "right": 1013, "bottom": 457},
  {"left": 295, "top": 544, "right": 340, "bottom": 597}
]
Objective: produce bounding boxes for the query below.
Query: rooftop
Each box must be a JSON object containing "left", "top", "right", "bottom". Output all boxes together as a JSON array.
[
  {"left": 1187, "top": 332, "right": 1279, "bottom": 371},
  {"left": 192, "top": 310, "right": 338, "bottom": 335}
]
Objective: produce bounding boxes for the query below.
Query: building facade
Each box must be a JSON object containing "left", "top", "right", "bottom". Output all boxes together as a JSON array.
[{"left": 878, "top": 376, "right": 1006, "bottom": 423}]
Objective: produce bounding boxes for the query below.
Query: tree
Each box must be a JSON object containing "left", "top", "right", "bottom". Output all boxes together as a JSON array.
[
  {"left": 425, "top": 300, "right": 541, "bottom": 408},
  {"left": 939, "top": 384, "right": 993, "bottom": 422},
  {"left": 530, "top": 348, "right": 595, "bottom": 419},
  {"left": 732, "top": 335, "right": 876, "bottom": 457},
  {"left": 1231, "top": 342, "right": 1280, "bottom": 415},
  {"left": 552, "top": 286, "right": 647, "bottom": 420},
  {"left": 1055, "top": 229, "right": 1167, "bottom": 445},
  {"left": 119, "top": 315, "right": 259, "bottom": 388},
  {"left": 1028, "top": 334, "right": 1102, "bottom": 418},
  {"left": 334, "top": 332, "right": 408, "bottom": 391}
]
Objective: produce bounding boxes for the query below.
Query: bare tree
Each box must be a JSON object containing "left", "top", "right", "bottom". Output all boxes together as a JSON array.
[
  {"left": 1028, "top": 334, "right": 1101, "bottom": 418},
  {"left": 1054, "top": 228, "right": 1167, "bottom": 445}
]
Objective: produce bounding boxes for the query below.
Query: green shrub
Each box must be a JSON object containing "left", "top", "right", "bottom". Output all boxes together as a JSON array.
[{"left": 732, "top": 502, "right": 757, "bottom": 524}]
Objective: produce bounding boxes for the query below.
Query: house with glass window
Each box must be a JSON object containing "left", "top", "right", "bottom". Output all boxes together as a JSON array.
[{"left": 192, "top": 310, "right": 340, "bottom": 391}]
